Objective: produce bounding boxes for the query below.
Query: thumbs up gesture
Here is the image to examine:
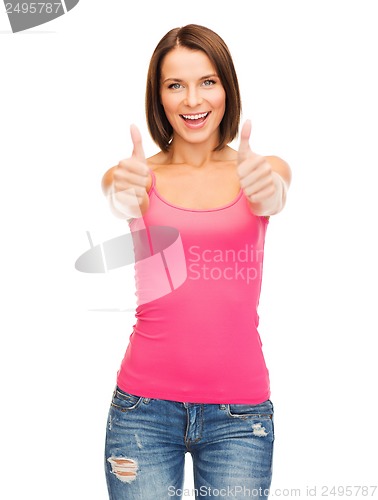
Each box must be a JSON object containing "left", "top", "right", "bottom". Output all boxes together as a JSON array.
[
  {"left": 111, "top": 124, "right": 150, "bottom": 218},
  {"left": 237, "top": 120, "right": 287, "bottom": 215}
]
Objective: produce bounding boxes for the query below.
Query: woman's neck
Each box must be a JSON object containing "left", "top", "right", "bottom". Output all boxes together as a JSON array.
[{"left": 165, "top": 134, "right": 228, "bottom": 168}]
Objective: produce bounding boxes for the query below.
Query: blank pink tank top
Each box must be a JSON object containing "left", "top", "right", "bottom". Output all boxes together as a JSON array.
[{"left": 116, "top": 168, "right": 271, "bottom": 404}]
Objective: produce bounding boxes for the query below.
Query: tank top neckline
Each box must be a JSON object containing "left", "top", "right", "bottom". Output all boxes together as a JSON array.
[{"left": 148, "top": 168, "right": 244, "bottom": 213}]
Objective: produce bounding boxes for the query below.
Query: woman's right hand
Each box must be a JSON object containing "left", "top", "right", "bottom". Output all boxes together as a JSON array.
[{"left": 110, "top": 124, "right": 150, "bottom": 218}]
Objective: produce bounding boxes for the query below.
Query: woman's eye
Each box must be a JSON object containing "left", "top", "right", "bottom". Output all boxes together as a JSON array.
[
  {"left": 203, "top": 79, "right": 216, "bottom": 86},
  {"left": 168, "top": 83, "right": 182, "bottom": 90}
]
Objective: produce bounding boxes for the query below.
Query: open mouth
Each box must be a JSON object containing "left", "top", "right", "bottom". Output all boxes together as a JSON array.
[{"left": 180, "top": 111, "right": 211, "bottom": 125}]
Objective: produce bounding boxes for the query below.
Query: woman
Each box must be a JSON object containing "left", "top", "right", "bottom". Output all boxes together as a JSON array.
[{"left": 101, "top": 24, "right": 291, "bottom": 500}]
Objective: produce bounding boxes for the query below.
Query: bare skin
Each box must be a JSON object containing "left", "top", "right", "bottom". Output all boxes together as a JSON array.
[
  {"left": 102, "top": 47, "right": 291, "bottom": 220},
  {"left": 102, "top": 137, "right": 290, "bottom": 218}
]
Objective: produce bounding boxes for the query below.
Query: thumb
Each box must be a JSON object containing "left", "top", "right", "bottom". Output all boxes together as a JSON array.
[
  {"left": 237, "top": 119, "right": 252, "bottom": 164},
  {"left": 130, "top": 124, "right": 146, "bottom": 162}
]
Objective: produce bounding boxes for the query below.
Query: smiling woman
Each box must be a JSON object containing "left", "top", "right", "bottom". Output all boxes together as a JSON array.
[
  {"left": 159, "top": 47, "right": 226, "bottom": 144},
  {"left": 146, "top": 24, "right": 241, "bottom": 152},
  {"left": 101, "top": 23, "right": 291, "bottom": 500}
]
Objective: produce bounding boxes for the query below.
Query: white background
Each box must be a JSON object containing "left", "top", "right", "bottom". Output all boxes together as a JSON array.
[{"left": 1, "top": 0, "right": 377, "bottom": 498}]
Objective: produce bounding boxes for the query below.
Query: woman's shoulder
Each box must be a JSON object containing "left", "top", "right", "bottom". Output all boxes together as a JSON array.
[{"left": 145, "top": 151, "right": 167, "bottom": 192}]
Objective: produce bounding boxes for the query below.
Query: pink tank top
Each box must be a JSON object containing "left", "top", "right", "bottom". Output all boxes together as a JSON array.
[{"left": 116, "top": 168, "right": 271, "bottom": 404}]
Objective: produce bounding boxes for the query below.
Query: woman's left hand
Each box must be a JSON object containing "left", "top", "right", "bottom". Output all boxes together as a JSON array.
[{"left": 236, "top": 120, "right": 290, "bottom": 215}]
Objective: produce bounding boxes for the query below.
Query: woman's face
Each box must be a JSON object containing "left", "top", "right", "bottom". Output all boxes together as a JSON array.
[{"left": 160, "top": 46, "right": 226, "bottom": 147}]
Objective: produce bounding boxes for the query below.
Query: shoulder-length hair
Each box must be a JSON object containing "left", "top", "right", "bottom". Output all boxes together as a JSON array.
[{"left": 146, "top": 24, "right": 242, "bottom": 152}]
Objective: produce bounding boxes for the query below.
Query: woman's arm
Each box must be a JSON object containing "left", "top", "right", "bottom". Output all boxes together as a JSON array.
[
  {"left": 101, "top": 166, "right": 132, "bottom": 220},
  {"left": 101, "top": 166, "right": 117, "bottom": 196}
]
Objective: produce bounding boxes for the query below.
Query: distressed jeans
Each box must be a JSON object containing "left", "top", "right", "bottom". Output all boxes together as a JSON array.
[{"left": 104, "top": 386, "right": 275, "bottom": 499}]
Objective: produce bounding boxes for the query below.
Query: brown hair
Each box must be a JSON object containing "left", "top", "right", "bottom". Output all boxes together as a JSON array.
[{"left": 146, "top": 24, "right": 242, "bottom": 152}]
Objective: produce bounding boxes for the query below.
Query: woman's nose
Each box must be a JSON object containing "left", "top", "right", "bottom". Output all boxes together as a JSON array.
[{"left": 183, "top": 87, "right": 203, "bottom": 107}]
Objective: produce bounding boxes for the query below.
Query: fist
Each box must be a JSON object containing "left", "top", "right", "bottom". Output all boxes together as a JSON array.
[
  {"left": 236, "top": 120, "right": 276, "bottom": 205},
  {"left": 112, "top": 125, "right": 150, "bottom": 217}
]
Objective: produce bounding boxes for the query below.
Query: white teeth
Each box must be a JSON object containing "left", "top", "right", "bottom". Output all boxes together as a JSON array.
[{"left": 182, "top": 112, "right": 209, "bottom": 120}]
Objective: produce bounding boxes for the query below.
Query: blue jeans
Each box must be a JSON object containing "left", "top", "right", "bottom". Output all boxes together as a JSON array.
[{"left": 104, "top": 386, "right": 275, "bottom": 499}]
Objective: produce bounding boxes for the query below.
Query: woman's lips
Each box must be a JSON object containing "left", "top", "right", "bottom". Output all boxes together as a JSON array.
[{"left": 180, "top": 111, "right": 211, "bottom": 129}]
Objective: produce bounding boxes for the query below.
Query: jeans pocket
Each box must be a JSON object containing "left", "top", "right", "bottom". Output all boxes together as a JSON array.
[
  {"left": 110, "top": 386, "right": 143, "bottom": 412},
  {"left": 226, "top": 399, "right": 274, "bottom": 420}
]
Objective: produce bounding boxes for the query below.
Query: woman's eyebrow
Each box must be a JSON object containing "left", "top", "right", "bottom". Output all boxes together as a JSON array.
[{"left": 162, "top": 74, "right": 218, "bottom": 84}]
